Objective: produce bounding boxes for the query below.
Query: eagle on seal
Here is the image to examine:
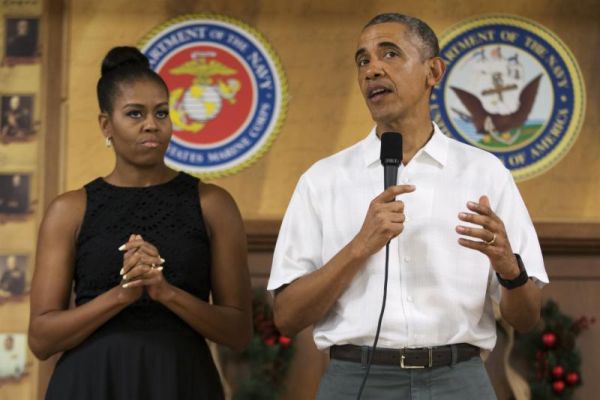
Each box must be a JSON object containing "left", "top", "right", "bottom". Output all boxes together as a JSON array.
[{"left": 450, "top": 74, "right": 542, "bottom": 134}]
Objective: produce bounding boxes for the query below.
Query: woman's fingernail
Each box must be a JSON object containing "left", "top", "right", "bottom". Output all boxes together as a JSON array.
[
  {"left": 122, "top": 283, "right": 130, "bottom": 288},
  {"left": 123, "top": 274, "right": 128, "bottom": 280},
  {"left": 118, "top": 244, "right": 127, "bottom": 251},
  {"left": 119, "top": 268, "right": 125, "bottom": 275},
  {"left": 160, "top": 257, "right": 166, "bottom": 264},
  {"left": 155, "top": 266, "right": 163, "bottom": 272}
]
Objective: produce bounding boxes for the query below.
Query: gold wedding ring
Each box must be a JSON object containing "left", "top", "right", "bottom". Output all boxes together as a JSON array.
[{"left": 485, "top": 233, "right": 497, "bottom": 246}]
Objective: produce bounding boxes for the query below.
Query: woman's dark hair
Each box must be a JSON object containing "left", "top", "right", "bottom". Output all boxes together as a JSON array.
[{"left": 97, "top": 46, "right": 169, "bottom": 113}]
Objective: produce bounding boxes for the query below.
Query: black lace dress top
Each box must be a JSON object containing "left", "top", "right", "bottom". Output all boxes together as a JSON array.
[{"left": 45, "top": 172, "right": 224, "bottom": 400}]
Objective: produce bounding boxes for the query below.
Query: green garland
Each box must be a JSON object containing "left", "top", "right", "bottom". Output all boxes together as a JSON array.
[
  {"left": 515, "top": 299, "right": 595, "bottom": 399},
  {"left": 235, "top": 290, "right": 295, "bottom": 400}
]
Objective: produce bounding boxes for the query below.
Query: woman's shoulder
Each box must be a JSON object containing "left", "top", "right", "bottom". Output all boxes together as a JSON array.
[
  {"left": 51, "top": 187, "right": 86, "bottom": 207},
  {"left": 198, "top": 181, "right": 235, "bottom": 202},
  {"left": 197, "top": 182, "right": 242, "bottom": 227},
  {"left": 44, "top": 188, "right": 87, "bottom": 224}
]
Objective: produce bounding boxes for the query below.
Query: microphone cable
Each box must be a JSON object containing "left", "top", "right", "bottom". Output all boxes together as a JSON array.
[
  {"left": 355, "top": 130, "right": 401, "bottom": 398},
  {"left": 355, "top": 241, "right": 390, "bottom": 399}
]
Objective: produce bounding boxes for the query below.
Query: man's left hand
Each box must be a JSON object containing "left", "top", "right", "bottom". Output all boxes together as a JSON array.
[{"left": 456, "top": 195, "right": 520, "bottom": 279}]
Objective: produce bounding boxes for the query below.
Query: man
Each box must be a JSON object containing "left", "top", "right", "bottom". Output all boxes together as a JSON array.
[
  {"left": 0, "top": 255, "right": 26, "bottom": 297},
  {"left": 0, "top": 334, "right": 25, "bottom": 379},
  {"left": 1, "top": 96, "right": 32, "bottom": 139},
  {"left": 6, "top": 19, "right": 37, "bottom": 58},
  {"left": 267, "top": 13, "right": 548, "bottom": 399},
  {"left": 0, "top": 174, "right": 29, "bottom": 214}
]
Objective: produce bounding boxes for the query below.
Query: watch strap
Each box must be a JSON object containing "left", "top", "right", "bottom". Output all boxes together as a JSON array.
[{"left": 496, "top": 253, "right": 529, "bottom": 289}]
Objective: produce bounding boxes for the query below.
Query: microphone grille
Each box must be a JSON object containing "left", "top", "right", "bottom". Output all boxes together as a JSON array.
[{"left": 380, "top": 132, "right": 403, "bottom": 166}]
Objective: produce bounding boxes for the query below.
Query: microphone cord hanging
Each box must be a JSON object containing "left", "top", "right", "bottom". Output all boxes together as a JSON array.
[{"left": 355, "top": 241, "right": 390, "bottom": 399}]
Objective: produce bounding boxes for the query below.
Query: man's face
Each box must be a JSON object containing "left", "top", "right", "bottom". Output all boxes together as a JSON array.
[
  {"left": 355, "top": 22, "right": 432, "bottom": 125},
  {"left": 16, "top": 20, "right": 28, "bottom": 36},
  {"left": 6, "top": 256, "right": 17, "bottom": 270},
  {"left": 4, "top": 335, "right": 14, "bottom": 351},
  {"left": 9, "top": 96, "right": 20, "bottom": 111}
]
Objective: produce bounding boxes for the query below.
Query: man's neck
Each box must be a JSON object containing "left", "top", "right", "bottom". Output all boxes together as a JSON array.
[{"left": 376, "top": 118, "right": 434, "bottom": 165}]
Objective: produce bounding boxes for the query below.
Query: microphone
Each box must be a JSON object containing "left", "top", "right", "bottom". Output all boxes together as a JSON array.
[
  {"left": 356, "top": 131, "right": 403, "bottom": 400},
  {"left": 380, "top": 132, "right": 403, "bottom": 190}
]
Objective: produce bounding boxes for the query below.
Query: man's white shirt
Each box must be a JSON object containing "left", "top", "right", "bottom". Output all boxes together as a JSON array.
[{"left": 268, "top": 123, "right": 548, "bottom": 351}]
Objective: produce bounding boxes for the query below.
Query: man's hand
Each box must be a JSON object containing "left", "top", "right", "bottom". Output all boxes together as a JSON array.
[
  {"left": 352, "top": 184, "right": 416, "bottom": 259},
  {"left": 456, "top": 195, "right": 519, "bottom": 278},
  {"left": 457, "top": 195, "right": 543, "bottom": 332}
]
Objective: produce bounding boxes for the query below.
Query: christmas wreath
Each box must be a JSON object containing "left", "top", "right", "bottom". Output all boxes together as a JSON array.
[
  {"left": 515, "top": 299, "right": 595, "bottom": 399},
  {"left": 234, "top": 290, "right": 294, "bottom": 400}
]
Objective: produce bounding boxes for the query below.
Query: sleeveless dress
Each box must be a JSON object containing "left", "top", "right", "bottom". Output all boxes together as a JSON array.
[{"left": 45, "top": 172, "right": 224, "bottom": 400}]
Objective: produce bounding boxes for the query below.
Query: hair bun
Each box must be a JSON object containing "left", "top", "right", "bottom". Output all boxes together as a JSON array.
[{"left": 101, "top": 46, "right": 149, "bottom": 76}]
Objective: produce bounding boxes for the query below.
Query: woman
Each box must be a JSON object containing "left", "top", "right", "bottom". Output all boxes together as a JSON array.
[{"left": 28, "top": 46, "right": 252, "bottom": 399}]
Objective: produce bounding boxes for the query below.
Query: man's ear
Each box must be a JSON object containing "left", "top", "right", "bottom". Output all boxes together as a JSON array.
[
  {"left": 426, "top": 57, "right": 446, "bottom": 87},
  {"left": 98, "top": 112, "right": 111, "bottom": 139}
]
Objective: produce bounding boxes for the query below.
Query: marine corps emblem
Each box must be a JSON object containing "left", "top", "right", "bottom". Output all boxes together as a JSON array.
[
  {"left": 139, "top": 14, "right": 287, "bottom": 178},
  {"left": 430, "top": 15, "right": 585, "bottom": 181},
  {"left": 168, "top": 55, "right": 242, "bottom": 134}
]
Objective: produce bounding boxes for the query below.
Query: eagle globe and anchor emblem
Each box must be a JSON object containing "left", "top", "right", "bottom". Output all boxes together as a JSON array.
[
  {"left": 431, "top": 15, "right": 585, "bottom": 181},
  {"left": 169, "top": 51, "right": 241, "bottom": 133},
  {"left": 139, "top": 14, "right": 288, "bottom": 179}
]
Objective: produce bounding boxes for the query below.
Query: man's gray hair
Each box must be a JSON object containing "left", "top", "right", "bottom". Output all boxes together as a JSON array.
[{"left": 364, "top": 13, "right": 440, "bottom": 59}]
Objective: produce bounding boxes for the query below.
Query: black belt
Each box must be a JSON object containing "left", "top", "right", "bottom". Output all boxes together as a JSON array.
[{"left": 330, "top": 343, "right": 480, "bottom": 369}]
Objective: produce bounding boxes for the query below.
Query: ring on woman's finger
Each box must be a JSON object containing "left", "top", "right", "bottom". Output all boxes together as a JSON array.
[
  {"left": 150, "top": 263, "right": 163, "bottom": 271},
  {"left": 484, "top": 233, "right": 497, "bottom": 246}
]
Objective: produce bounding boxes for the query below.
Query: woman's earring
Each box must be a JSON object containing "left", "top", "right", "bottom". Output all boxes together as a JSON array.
[{"left": 105, "top": 137, "right": 112, "bottom": 148}]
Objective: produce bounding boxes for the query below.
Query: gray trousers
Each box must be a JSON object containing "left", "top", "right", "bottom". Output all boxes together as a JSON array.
[{"left": 316, "top": 357, "right": 497, "bottom": 400}]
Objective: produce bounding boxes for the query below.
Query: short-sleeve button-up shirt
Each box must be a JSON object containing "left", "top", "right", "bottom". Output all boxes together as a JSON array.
[{"left": 268, "top": 123, "right": 548, "bottom": 351}]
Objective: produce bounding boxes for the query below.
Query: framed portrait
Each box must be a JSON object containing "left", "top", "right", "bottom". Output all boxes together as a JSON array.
[
  {"left": 3, "top": 17, "right": 39, "bottom": 65},
  {"left": 0, "top": 254, "right": 28, "bottom": 302},
  {"left": 0, "top": 173, "right": 31, "bottom": 220},
  {"left": 0, "top": 333, "right": 27, "bottom": 383},
  {"left": 0, "top": 94, "right": 34, "bottom": 143}
]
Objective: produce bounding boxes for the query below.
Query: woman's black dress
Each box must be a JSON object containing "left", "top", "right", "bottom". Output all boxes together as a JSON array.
[{"left": 46, "top": 172, "right": 224, "bottom": 399}]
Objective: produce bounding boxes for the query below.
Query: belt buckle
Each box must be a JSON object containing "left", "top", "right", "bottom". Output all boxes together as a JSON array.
[{"left": 400, "top": 347, "right": 433, "bottom": 369}]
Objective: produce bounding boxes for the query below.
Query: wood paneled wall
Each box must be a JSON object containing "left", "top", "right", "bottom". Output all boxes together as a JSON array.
[{"left": 245, "top": 221, "right": 600, "bottom": 400}]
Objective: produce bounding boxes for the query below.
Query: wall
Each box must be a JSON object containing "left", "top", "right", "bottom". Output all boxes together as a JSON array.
[
  {"left": 3, "top": 0, "right": 599, "bottom": 399},
  {"left": 244, "top": 222, "right": 600, "bottom": 400},
  {"left": 0, "top": 0, "right": 46, "bottom": 399},
  {"left": 63, "top": 0, "right": 600, "bottom": 221}
]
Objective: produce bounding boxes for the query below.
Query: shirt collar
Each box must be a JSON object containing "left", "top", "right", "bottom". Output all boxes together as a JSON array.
[
  {"left": 362, "top": 122, "right": 448, "bottom": 168},
  {"left": 361, "top": 127, "right": 381, "bottom": 167}
]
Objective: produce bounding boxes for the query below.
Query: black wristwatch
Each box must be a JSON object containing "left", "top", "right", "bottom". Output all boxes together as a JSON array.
[{"left": 496, "top": 254, "right": 529, "bottom": 289}]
